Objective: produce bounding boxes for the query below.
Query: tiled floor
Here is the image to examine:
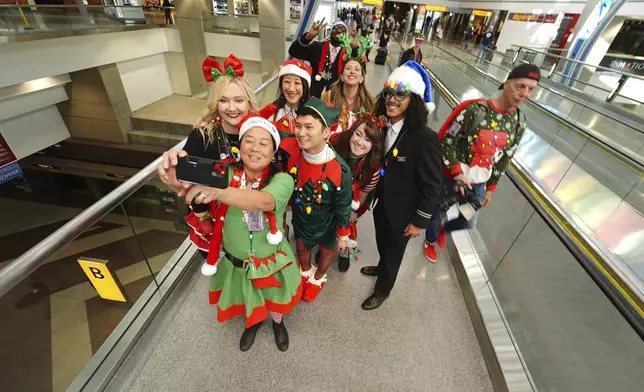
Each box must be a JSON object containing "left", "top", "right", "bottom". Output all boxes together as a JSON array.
[
  {"left": 109, "top": 212, "right": 494, "bottom": 392},
  {"left": 131, "top": 95, "right": 208, "bottom": 126}
]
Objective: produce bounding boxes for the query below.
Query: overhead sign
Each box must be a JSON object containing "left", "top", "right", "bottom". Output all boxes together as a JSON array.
[
  {"left": 509, "top": 13, "right": 558, "bottom": 24},
  {"left": 425, "top": 6, "right": 447, "bottom": 12},
  {"left": 78, "top": 257, "right": 127, "bottom": 302},
  {"left": 361, "top": 0, "right": 383, "bottom": 5},
  {"left": 0, "top": 133, "right": 17, "bottom": 169},
  {"left": 472, "top": 10, "right": 492, "bottom": 17},
  {"left": 0, "top": 162, "right": 22, "bottom": 185},
  {"left": 599, "top": 55, "right": 644, "bottom": 76}
]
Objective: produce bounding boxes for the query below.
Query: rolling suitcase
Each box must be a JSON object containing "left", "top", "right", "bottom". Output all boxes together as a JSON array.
[{"left": 375, "top": 47, "right": 388, "bottom": 65}]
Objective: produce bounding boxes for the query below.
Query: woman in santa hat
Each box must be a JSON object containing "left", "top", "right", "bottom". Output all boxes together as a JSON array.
[
  {"left": 259, "top": 59, "right": 312, "bottom": 135},
  {"left": 329, "top": 111, "right": 385, "bottom": 271},
  {"left": 159, "top": 114, "right": 301, "bottom": 352}
]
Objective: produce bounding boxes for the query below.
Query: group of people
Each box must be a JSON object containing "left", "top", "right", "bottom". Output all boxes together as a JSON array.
[{"left": 157, "top": 17, "right": 540, "bottom": 353}]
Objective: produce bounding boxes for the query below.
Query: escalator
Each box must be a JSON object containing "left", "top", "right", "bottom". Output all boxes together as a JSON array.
[{"left": 1, "top": 35, "right": 644, "bottom": 392}]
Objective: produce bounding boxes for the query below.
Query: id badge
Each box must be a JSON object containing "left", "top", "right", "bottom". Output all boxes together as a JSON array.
[{"left": 247, "top": 211, "right": 264, "bottom": 231}]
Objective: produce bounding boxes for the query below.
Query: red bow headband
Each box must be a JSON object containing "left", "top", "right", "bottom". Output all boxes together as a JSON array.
[
  {"left": 357, "top": 108, "right": 389, "bottom": 129},
  {"left": 202, "top": 54, "right": 245, "bottom": 82}
]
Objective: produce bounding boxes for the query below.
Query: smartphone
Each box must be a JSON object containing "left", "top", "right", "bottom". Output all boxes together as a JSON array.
[{"left": 176, "top": 156, "right": 229, "bottom": 189}]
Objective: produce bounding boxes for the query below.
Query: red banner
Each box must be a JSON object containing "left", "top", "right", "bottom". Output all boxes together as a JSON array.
[{"left": 0, "top": 133, "right": 17, "bottom": 169}]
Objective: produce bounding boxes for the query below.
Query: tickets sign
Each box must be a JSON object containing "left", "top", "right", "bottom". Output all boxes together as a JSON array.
[
  {"left": 0, "top": 133, "right": 17, "bottom": 169},
  {"left": 509, "top": 13, "right": 558, "bottom": 24}
]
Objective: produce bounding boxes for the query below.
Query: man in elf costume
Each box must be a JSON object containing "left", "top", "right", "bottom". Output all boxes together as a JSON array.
[
  {"left": 289, "top": 18, "right": 358, "bottom": 98},
  {"left": 423, "top": 63, "right": 538, "bottom": 262},
  {"left": 278, "top": 98, "right": 353, "bottom": 301}
]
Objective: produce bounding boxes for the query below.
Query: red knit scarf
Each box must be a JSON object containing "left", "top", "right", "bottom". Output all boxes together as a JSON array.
[
  {"left": 205, "top": 166, "right": 271, "bottom": 266},
  {"left": 318, "top": 40, "right": 346, "bottom": 79}
]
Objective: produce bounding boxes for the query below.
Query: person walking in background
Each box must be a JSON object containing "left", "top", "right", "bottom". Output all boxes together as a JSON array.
[
  {"left": 400, "top": 36, "right": 424, "bottom": 65},
  {"left": 288, "top": 19, "right": 358, "bottom": 98},
  {"left": 162, "top": 0, "right": 173, "bottom": 25},
  {"left": 477, "top": 27, "right": 496, "bottom": 63},
  {"left": 423, "top": 63, "right": 539, "bottom": 262},
  {"left": 360, "top": 61, "right": 441, "bottom": 310}
]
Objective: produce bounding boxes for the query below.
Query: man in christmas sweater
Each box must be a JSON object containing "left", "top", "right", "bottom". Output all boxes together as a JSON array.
[
  {"left": 424, "top": 63, "right": 540, "bottom": 262},
  {"left": 289, "top": 18, "right": 358, "bottom": 98},
  {"left": 278, "top": 98, "right": 352, "bottom": 302}
]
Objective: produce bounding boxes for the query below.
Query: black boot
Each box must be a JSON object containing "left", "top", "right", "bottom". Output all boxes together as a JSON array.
[
  {"left": 360, "top": 265, "right": 378, "bottom": 277},
  {"left": 239, "top": 322, "right": 262, "bottom": 351},
  {"left": 338, "top": 256, "right": 350, "bottom": 272},
  {"left": 272, "top": 320, "right": 289, "bottom": 351},
  {"left": 361, "top": 292, "right": 389, "bottom": 310}
]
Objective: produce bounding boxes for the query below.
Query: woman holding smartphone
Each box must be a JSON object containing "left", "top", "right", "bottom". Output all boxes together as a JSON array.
[
  {"left": 158, "top": 115, "right": 301, "bottom": 352},
  {"left": 162, "top": 55, "right": 258, "bottom": 251}
]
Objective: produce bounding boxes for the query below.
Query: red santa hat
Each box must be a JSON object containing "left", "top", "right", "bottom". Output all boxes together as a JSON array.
[
  {"left": 238, "top": 114, "right": 283, "bottom": 245},
  {"left": 279, "top": 59, "right": 313, "bottom": 87}
]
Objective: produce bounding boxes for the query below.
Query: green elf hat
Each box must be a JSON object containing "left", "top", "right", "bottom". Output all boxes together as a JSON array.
[{"left": 302, "top": 97, "right": 340, "bottom": 128}]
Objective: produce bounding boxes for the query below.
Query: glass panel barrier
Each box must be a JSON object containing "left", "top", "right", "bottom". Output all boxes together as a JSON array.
[
  {"left": 0, "top": 200, "right": 155, "bottom": 392},
  {"left": 0, "top": 70, "right": 279, "bottom": 391}
]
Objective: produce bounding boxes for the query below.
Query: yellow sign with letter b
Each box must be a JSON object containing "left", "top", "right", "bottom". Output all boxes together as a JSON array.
[{"left": 78, "top": 257, "right": 127, "bottom": 302}]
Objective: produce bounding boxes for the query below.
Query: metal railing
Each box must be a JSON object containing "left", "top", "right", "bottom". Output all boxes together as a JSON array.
[
  {"left": 0, "top": 4, "right": 175, "bottom": 38},
  {"left": 430, "top": 43, "right": 644, "bottom": 166},
  {"left": 511, "top": 44, "right": 644, "bottom": 104},
  {"left": 0, "top": 74, "right": 278, "bottom": 299}
]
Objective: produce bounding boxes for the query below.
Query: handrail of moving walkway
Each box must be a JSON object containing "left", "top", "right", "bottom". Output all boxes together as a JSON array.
[
  {"left": 428, "top": 67, "right": 644, "bottom": 339},
  {"left": 443, "top": 43, "right": 644, "bottom": 134},
  {"left": 431, "top": 44, "right": 644, "bottom": 169},
  {"left": 511, "top": 44, "right": 644, "bottom": 83},
  {"left": 0, "top": 74, "right": 279, "bottom": 299}
]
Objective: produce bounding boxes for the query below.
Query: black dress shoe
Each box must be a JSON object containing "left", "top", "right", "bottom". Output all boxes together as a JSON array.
[
  {"left": 239, "top": 322, "right": 262, "bottom": 351},
  {"left": 338, "top": 256, "right": 350, "bottom": 272},
  {"left": 272, "top": 321, "right": 289, "bottom": 351},
  {"left": 360, "top": 265, "right": 378, "bottom": 277},
  {"left": 361, "top": 293, "right": 389, "bottom": 310}
]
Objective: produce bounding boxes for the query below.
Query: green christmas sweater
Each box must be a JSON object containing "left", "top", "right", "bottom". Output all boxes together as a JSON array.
[{"left": 439, "top": 99, "right": 525, "bottom": 191}]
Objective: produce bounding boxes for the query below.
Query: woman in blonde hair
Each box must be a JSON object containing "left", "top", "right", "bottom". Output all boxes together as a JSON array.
[
  {"left": 158, "top": 54, "right": 258, "bottom": 252},
  {"left": 322, "top": 58, "right": 376, "bottom": 133}
]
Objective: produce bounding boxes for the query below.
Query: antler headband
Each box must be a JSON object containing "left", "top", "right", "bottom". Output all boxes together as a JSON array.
[{"left": 202, "top": 54, "right": 245, "bottom": 83}]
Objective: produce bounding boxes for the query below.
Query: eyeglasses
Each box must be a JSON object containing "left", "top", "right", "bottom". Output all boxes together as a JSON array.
[{"left": 382, "top": 88, "right": 410, "bottom": 102}]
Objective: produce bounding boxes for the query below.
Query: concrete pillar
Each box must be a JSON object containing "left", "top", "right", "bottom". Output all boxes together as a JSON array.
[
  {"left": 227, "top": 0, "right": 235, "bottom": 15},
  {"left": 258, "top": 0, "right": 288, "bottom": 81},
  {"left": 175, "top": 0, "right": 212, "bottom": 96}
]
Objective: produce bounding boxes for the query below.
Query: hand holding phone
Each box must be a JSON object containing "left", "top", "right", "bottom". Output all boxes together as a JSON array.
[{"left": 176, "top": 156, "right": 229, "bottom": 189}]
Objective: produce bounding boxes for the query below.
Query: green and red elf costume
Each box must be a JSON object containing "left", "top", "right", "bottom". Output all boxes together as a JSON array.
[
  {"left": 197, "top": 115, "right": 302, "bottom": 329},
  {"left": 278, "top": 98, "right": 353, "bottom": 301},
  {"left": 288, "top": 20, "right": 358, "bottom": 98}
]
